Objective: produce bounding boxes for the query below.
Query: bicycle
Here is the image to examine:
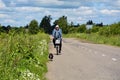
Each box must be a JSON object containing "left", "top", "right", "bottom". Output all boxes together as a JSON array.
[{"left": 55, "top": 39, "right": 61, "bottom": 55}]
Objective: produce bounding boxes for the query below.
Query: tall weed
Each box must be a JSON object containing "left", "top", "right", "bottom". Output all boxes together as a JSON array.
[
  {"left": 64, "top": 33, "right": 120, "bottom": 47},
  {"left": 0, "top": 32, "right": 49, "bottom": 80}
]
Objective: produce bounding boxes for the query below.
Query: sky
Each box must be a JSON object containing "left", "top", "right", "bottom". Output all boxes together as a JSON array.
[{"left": 0, "top": 0, "right": 120, "bottom": 27}]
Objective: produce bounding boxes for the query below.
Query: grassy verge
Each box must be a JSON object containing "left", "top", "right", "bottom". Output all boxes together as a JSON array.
[
  {"left": 64, "top": 33, "right": 120, "bottom": 47},
  {"left": 0, "top": 32, "right": 50, "bottom": 80}
]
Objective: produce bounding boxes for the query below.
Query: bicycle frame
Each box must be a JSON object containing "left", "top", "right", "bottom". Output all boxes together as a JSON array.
[{"left": 55, "top": 39, "right": 61, "bottom": 55}]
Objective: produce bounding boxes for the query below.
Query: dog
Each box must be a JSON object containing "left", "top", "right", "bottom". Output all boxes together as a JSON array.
[{"left": 49, "top": 53, "right": 54, "bottom": 61}]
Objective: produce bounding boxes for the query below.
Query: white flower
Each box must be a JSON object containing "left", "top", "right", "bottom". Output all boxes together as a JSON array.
[
  {"left": 41, "top": 51, "right": 43, "bottom": 55},
  {"left": 21, "top": 69, "right": 40, "bottom": 80}
]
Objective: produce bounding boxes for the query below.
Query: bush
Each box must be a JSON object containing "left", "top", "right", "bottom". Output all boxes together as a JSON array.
[
  {"left": 0, "top": 32, "right": 49, "bottom": 80},
  {"left": 91, "top": 26, "right": 100, "bottom": 33},
  {"left": 98, "top": 27, "right": 110, "bottom": 37},
  {"left": 28, "top": 19, "right": 39, "bottom": 34}
]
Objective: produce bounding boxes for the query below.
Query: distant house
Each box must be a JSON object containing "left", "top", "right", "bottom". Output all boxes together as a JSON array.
[
  {"left": 86, "top": 20, "right": 103, "bottom": 29},
  {"left": 86, "top": 20, "right": 93, "bottom": 29},
  {"left": 86, "top": 24, "right": 93, "bottom": 29}
]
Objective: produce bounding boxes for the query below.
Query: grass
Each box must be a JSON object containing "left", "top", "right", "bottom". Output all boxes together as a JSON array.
[
  {"left": 0, "top": 32, "right": 50, "bottom": 80},
  {"left": 64, "top": 33, "right": 120, "bottom": 47}
]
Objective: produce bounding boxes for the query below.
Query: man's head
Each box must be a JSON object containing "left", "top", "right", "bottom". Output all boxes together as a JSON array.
[{"left": 55, "top": 25, "right": 59, "bottom": 30}]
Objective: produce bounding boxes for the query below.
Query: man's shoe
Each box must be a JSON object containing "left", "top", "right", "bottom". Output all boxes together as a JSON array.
[{"left": 59, "top": 50, "right": 61, "bottom": 53}]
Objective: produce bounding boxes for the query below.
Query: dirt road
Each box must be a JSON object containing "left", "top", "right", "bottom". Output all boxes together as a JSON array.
[{"left": 46, "top": 38, "right": 120, "bottom": 80}]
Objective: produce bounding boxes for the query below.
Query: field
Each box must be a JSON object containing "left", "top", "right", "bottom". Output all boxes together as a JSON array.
[
  {"left": 64, "top": 33, "right": 120, "bottom": 47},
  {"left": 0, "top": 32, "right": 50, "bottom": 80}
]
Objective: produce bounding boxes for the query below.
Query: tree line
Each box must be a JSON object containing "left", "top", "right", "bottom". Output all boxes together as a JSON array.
[{"left": 0, "top": 15, "right": 120, "bottom": 36}]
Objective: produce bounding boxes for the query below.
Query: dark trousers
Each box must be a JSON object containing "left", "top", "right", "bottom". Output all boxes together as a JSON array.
[{"left": 53, "top": 38, "right": 62, "bottom": 51}]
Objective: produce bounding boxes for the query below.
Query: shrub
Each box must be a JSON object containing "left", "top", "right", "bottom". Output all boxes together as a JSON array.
[{"left": 0, "top": 32, "right": 49, "bottom": 80}]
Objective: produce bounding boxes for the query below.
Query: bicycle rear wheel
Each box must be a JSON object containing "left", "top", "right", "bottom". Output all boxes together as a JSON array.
[{"left": 56, "top": 46, "right": 59, "bottom": 55}]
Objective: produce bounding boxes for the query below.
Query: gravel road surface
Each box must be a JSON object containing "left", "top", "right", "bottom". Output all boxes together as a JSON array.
[{"left": 46, "top": 38, "right": 120, "bottom": 80}]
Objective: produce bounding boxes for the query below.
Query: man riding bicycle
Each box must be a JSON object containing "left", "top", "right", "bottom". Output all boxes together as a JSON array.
[{"left": 52, "top": 25, "right": 62, "bottom": 53}]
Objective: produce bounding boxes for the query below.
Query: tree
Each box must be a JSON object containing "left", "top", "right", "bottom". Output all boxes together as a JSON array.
[
  {"left": 91, "top": 26, "right": 100, "bottom": 33},
  {"left": 53, "top": 16, "right": 68, "bottom": 34},
  {"left": 6, "top": 25, "right": 11, "bottom": 33},
  {"left": 78, "top": 24, "right": 86, "bottom": 33},
  {"left": 24, "top": 24, "right": 29, "bottom": 29},
  {"left": 86, "top": 20, "right": 93, "bottom": 25},
  {"left": 28, "top": 19, "right": 39, "bottom": 34},
  {"left": 96, "top": 22, "right": 103, "bottom": 27},
  {"left": 0, "top": 24, "right": 3, "bottom": 34},
  {"left": 70, "top": 21, "right": 74, "bottom": 27},
  {"left": 0, "top": 26, "right": 8, "bottom": 33},
  {"left": 40, "top": 15, "right": 52, "bottom": 34}
]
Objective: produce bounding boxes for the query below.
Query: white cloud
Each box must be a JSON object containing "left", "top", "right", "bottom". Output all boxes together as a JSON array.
[
  {"left": 34, "top": 0, "right": 80, "bottom": 8},
  {"left": 35, "top": 0, "right": 64, "bottom": 5},
  {"left": 69, "top": 17, "right": 86, "bottom": 23},
  {"left": 85, "top": 0, "right": 113, "bottom": 3},
  {"left": 2, "top": 19, "right": 22, "bottom": 26},
  {"left": 116, "top": 0, "right": 120, "bottom": 7},
  {"left": 10, "top": 1, "right": 16, "bottom": 7},
  {"left": 36, "top": 6, "right": 95, "bottom": 24},
  {"left": 72, "top": 6, "right": 94, "bottom": 15},
  {"left": 15, "top": 7, "right": 44, "bottom": 12},
  {"left": 100, "top": 9, "right": 120, "bottom": 15},
  {"left": 0, "top": 0, "right": 119, "bottom": 26},
  {"left": 25, "top": 16, "right": 34, "bottom": 20},
  {"left": 0, "top": 0, "right": 6, "bottom": 8},
  {"left": 41, "top": 6, "right": 95, "bottom": 24},
  {"left": 0, "top": 14, "right": 10, "bottom": 18},
  {"left": 17, "top": 0, "right": 28, "bottom": 3},
  {"left": 3, "top": 19, "right": 16, "bottom": 23}
]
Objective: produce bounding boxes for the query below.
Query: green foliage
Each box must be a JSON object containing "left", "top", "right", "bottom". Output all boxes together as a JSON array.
[
  {"left": 86, "top": 20, "right": 93, "bottom": 25},
  {"left": 64, "top": 33, "right": 120, "bottom": 47},
  {"left": 67, "top": 24, "right": 86, "bottom": 33},
  {"left": 98, "top": 22, "right": 120, "bottom": 36},
  {"left": 64, "top": 22, "right": 120, "bottom": 47},
  {"left": 0, "top": 26, "right": 2, "bottom": 34},
  {"left": 28, "top": 19, "right": 39, "bottom": 34},
  {"left": 78, "top": 24, "right": 86, "bottom": 33},
  {"left": 109, "top": 22, "right": 120, "bottom": 35},
  {"left": 68, "top": 27, "right": 77, "bottom": 33},
  {"left": 40, "top": 15, "right": 52, "bottom": 34},
  {"left": 0, "top": 26, "right": 9, "bottom": 33},
  {"left": 91, "top": 26, "right": 100, "bottom": 33},
  {"left": 98, "top": 27, "right": 110, "bottom": 36},
  {"left": 0, "top": 32, "right": 49, "bottom": 80}
]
